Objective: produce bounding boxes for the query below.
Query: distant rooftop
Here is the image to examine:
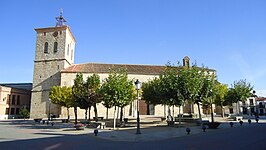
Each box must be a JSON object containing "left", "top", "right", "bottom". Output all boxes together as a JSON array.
[{"left": 0, "top": 83, "right": 32, "bottom": 91}]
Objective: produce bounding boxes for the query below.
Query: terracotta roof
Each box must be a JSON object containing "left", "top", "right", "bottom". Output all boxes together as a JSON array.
[
  {"left": 256, "top": 97, "right": 266, "bottom": 101},
  {"left": 61, "top": 63, "right": 167, "bottom": 75},
  {"left": 61, "top": 63, "right": 216, "bottom": 75}
]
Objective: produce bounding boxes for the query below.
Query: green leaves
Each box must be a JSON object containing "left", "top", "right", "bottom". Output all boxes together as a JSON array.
[
  {"left": 49, "top": 86, "right": 74, "bottom": 108},
  {"left": 142, "top": 63, "right": 217, "bottom": 107},
  {"left": 225, "top": 79, "right": 253, "bottom": 105},
  {"left": 100, "top": 68, "right": 135, "bottom": 108}
]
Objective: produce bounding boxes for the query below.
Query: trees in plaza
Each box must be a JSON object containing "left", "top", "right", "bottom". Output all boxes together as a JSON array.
[
  {"left": 225, "top": 79, "right": 253, "bottom": 115},
  {"left": 19, "top": 106, "right": 30, "bottom": 119},
  {"left": 142, "top": 62, "right": 218, "bottom": 123},
  {"left": 100, "top": 68, "right": 135, "bottom": 128},
  {"left": 49, "top": 86, "right": 74, "bottom": 120},
  {"left": 86, "top": 74, "right": 101, "bottom": 121},
  {"left": 213, "top": 83, "right": 228, "bottom": 117},
  {"left": 72, "top": 73, "right": 101, "bottom": 121},
  {"left": 72, "top": 73, "right": 91, "bottom": 120}
]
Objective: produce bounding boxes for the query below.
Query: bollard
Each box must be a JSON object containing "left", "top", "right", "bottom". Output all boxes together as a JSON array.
[
  {"left": 94, "top": 129, "right": 98, "bottom": 136},
  {"left": 229, "top": 122, "right": 234, "bottom": 127},
  {"left": 239, "top": 120, "right": 243, "bottom": 126},
  {"left": 186, "top": 128, "right": 191, "bottom": 135},
  {"left": 202, "top": 125, "right": 206, "bottom": 132},
  {"left": 248, "top": 119, "right": 251, "bottom": 124}
]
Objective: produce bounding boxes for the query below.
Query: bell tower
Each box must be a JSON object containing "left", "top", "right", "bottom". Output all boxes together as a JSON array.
[{"left": 30, "top": 11, "right": 76, "bottom": 118}]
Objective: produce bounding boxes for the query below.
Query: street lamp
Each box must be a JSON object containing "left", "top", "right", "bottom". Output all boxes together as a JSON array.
[
  {"left": 134, "top": 79, "right": 141, "bottom": 134},
  {"left": 48, "top": 98, "right": 51, "bottom": 121}
]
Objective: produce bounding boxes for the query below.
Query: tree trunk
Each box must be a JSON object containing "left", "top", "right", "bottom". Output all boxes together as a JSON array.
[
  {"left": 85, "top": 108, "right": 88, "bottom": 120},
  {"left": 106, "top": 108, "right": 109, "bottom": 119},
  {"left": 178, "top": 105, "right": 181, "bottom": 128},
  {"left": 74, "top": 107, "right": 77, "bottom": 125},
  {"left": 164, "top": 105, "right": 166, "bottom": 117},
  {"left": 120, "top": 107, "right": 123, "bottom": 122},
  {"left": 93, "top": 103, "right": 98, "bottom": 121},
  {"left": 89, "top": 107, "right": 91, "bottom": 120},
  {"left": 67, "top": 107, "right": 70, "bottom": 120},
  {"left": 221, "top": 103, "right": 224, "bottom": 118},
  {"left": 197, "top": 102, "right": 202, "bottom": 124},
  {"left": 172, "top": 105, "right": 175, "bottom": 117},
  {"left": 113, "top": 106, "right": 116, "bottom": 130}
]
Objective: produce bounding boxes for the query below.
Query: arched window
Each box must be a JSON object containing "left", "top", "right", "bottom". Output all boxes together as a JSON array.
[
  {"left": 54, "top": 42, "right": 58, "bottom": 53},
  {"left": 67, "top": 44, "right": 70, "bottom": 56},
  {"left": 44, "top": 42, "right": 48, "bottom": 53}
]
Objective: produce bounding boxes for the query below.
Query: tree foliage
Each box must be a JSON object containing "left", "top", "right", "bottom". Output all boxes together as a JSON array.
[
  {"left": 142, "top": 78, "right": 161, "bottom": 105},
  {"left": 159, "top": 64, "right": 181, "bottom": 106},
  {"left": 19, "top": 106, "right": 30, "bottom": 119},
  {"left": 100, "top": 68, "right": 135, "bottom": 108},
  {"left": 100, "top": 68, "right": 135, "bottom": 121},
  {"left": 49, "top": 86, "right": 74, "bottom": 120}
]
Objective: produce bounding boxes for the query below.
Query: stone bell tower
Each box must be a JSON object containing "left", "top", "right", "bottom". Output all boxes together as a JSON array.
[{"left": 30, "top": 11, "right": 76, "bottom": 118}]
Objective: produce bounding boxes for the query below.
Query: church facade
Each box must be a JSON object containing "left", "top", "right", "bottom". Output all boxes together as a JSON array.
[{"left": 30, "top": 14, "right": 216, "bottom": 119}]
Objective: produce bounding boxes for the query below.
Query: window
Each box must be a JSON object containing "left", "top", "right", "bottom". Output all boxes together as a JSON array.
[
  {"left": 44, "top": 42, "right": 48, "bottom": 53},
  {"left": 5, "top": 108, "right": 9, "bottom": 115},
  {"left": 249, "top": 99, "right": 254, "bottom": 105},
  {"left": 16, "top": 108, "right": 20, "bottom": 115},
  {"left": 12, "top": 95, "right": 16, "bottom": 105},
  {"left": 229, "top": 108, "right": 234, "bottom": 114},
  {"left": 259, "top": 102, "right": 263, "bottom": 108},
  {"left": 7, "top": 94, "right": 10, "bottom": 104},
  {"left": 67, "top": 44, "right": 70, "bottom": 55},
  {"left": 54, "top": 42, "right": 58, "bottom": 53},
  {"left": 17, "top": 95, "right": 20, "bottom": 105},
  {"left": 71, "top": 49, "right": 73, "bottom": 60},
  {"left": 10, "top": 108, "right": 15, "bottom": 115},
  {"left": 44, "top": 32, "right": 46, "bottom": 36}
]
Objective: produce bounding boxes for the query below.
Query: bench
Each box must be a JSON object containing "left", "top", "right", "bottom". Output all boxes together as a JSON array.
[
  {"left": 229, "top": 115, "right": 243, "bottom": 121},
  {"left": 92, "top": 122, "right": 106, "bottom": 129},
  {"left": 93, "top": 117, "right": 104, "bottom": 121},
  {"left": 61, "top": 119, "right": 69, "bottom": 123},
  {"left": 34, "top": 118, "right": 42, "bottom": 123},
  {"left": 234, "top": 116, "right": 243, "bottom": 121}
]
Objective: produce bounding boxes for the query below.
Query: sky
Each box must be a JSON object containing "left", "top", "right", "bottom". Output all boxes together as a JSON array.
[{"left": 1, "top": 0, "right": 266, "bottom": 96}]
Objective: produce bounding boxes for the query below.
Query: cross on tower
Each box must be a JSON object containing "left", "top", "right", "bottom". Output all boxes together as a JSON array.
[{"left": 56, "top": 9, "right": 66, "bottom": 27}]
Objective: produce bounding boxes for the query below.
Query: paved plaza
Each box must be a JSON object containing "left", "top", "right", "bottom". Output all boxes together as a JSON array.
[{"left": 0, "top": 116, "right": 266, "bottom": 150}]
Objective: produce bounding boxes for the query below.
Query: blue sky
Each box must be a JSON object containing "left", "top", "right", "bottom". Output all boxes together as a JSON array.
[{"left": 1, "top": 0, "right": 266, "bottom": 96}]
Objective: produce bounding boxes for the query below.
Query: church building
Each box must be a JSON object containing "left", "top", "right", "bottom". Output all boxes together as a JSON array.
[{"left": 30, "top": 13, "right": 216, "bottom": 119}]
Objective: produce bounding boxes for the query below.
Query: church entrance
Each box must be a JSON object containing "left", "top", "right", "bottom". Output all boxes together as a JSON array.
[
  {"left": 139, "top": 100, "right": 148, "bottom": 115},
  {"left": 139, "top": 100, "right": 155, "bottom": 115}
]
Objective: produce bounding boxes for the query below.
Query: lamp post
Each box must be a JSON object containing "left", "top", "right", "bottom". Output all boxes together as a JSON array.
[
  {"left": 135, "top": 79, "right": 141, "bottom": 134},
  {"left": 48, "top": 98, "right": 51, "bottom": 121}
]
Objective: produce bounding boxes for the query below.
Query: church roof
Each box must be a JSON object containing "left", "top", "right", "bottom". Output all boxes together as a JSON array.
[
  {"left": 61, "top": 63, "right": 165, "bottom": 75},
  {"left": 61, "top": 63, "right": 216, "bottom": 75}
]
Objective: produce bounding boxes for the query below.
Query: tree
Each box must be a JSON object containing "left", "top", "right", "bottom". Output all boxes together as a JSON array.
[
  {"left": 213, "top": 83, "right": 228, "bottom": 117},
  {"left": 86, "top": 74, "right": 101, "bottom": 121},
  {"left": 142, "top": 78, "right": 162, "bottom": 105},
  {"left": 159, "top": 64, "right": 181, "bottom": 118},
  {"left": 19, "top": 106, "right": 30, "bottom": 119},
  {"left": 72, "top": 73, "right": 86, "bottom": 125},
  {"left": 226, "top": 79, "right": 253, "bottom": 115},
  {"left": 177, "top": 64, "right": 216, "bottom": 122},
  {"left": 100, "top": 68, "right": 135, "bottom": 128},
  {"left": 49, "top": 86, "right": 74, "bottom": 120}
]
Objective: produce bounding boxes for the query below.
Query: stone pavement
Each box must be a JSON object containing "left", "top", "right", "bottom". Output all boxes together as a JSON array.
[{"left": 0, "top": 116, "right": 264, "bottom": 142}]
